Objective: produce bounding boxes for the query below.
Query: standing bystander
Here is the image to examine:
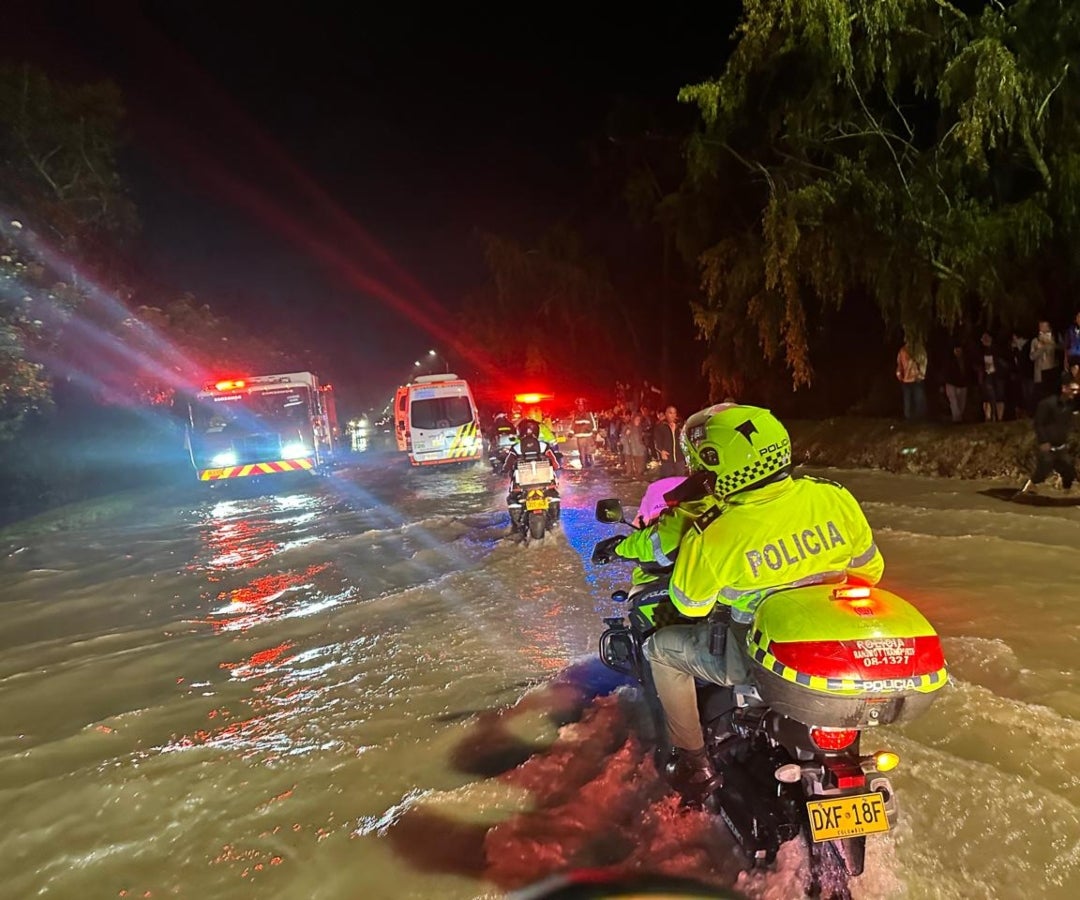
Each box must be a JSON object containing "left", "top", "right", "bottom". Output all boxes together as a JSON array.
[
  {"left": 1030, "top": 320, "right": 1061, "bottom": 405},
  {"left": 896, "top": 338, "right": 928, "bottom": 421},
  {"left": 1010, "top": 328, "right": 1035, "bottom": 417},
  {"left": 571, "top": 398, "right": 598, "bottom": 468},
  {"left": 943, "top": 341, "right": 971, "bottom": 423},
  {"left": 623, "top": 413, "right": 647, "bottom": 478},
  {"left": 652, "top": 406, "right": 686, "bottom": 478},
  {"left": 976, "top": 332, "right": 1008, "bottom": 422}
]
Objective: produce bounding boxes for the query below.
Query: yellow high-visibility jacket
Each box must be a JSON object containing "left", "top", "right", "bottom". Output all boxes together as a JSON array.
[{"left": 670, "top": 476, "right": 883, "bottom": 622}]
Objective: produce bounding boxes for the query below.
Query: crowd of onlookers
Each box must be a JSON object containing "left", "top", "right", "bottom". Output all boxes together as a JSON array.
[
  {"left": 574, "top": 379, "right": 717, "bottom": 480},
  {"left": 590, "top": 401, "right": 688, "bottom": 478},
  {"left": 897, "top": 315, "right": 1080, "bottom": 423},
  {"left": 480, "top": 379, "right": 692, "bottom": 481}
]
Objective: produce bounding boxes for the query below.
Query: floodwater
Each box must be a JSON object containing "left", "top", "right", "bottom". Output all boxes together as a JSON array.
[{"left": 0, "top": 453, "right": 1078, "bottom": 899}]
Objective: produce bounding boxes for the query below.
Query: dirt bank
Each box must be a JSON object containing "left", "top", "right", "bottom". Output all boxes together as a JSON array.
[{"left": 786, "top": 417, "right": 1052, "bottom": 481}]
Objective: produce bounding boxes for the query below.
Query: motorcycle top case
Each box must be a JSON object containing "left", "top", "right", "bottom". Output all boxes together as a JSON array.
[
  {"left": 746, "top": 584, "right": 948, "bottom": 728},
  {"left": 515, "top": 459, "right": 554, "bottom": 487}
]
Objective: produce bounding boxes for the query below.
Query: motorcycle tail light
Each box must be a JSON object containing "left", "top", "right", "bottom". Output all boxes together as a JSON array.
[
  {"left": 872, "top": 750, "right": 900, "bottom": 772},
  {"left": 810, "top": 727, "right": 859, "bottom": 751},
  {"left": 832, "top": 585, "right": 871, "bottom": 599}
]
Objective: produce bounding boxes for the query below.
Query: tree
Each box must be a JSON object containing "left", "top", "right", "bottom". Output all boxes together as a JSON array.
[
  {"left": 460, "top": 228, "right": 623, "bottom": 394},
  {"left": 0, "top": 65, "right": 136, "bottom": 438},
  {"left": 107, "top": 294, "right": 296, "bottom": 407},
  {"left": 0, "top": 220, "right": 83, "bottom": 439},
  {"left": 0, "top": 64, "right": 136, "bottom": 257},
  {"left": 602, "top": 98, "right": 716, "bottom": 398},
  {"left": 675, "top": 0, "right": 1080, "bottom": 398}
]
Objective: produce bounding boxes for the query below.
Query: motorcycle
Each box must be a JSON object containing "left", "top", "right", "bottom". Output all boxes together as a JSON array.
[
  {"left": 486, "top": 421, "right": 517, "bottom": 472},
  {"left": 591, "top": 498, "right": 948, "bottom": 897},
  {"left": 506, "top": 441, "right": 561, "bottom": 541}
]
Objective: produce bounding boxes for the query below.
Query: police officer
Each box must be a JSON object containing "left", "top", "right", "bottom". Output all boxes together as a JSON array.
[
  {"left": 644, "top": 404, "right": 884, "bottom": 801},
  {"left": 504, "top": 418, "right": 561, "bottom": 528}
]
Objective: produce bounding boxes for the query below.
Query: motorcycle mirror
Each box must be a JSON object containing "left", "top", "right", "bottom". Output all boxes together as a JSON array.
[{"left": 595, "top": 498, "right": 626, "bottom": 524}]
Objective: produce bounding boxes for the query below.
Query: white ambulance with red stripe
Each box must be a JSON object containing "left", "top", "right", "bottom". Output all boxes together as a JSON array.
[{"left": 185, "top": 372, "right": 338, "bottom": 482}]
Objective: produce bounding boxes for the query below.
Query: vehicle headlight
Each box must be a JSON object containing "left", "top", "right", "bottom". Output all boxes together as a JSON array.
[
  {"left": 211, "top": 450, "right": 238, "bottom": 467},
  {"left": 281, "top": 442, "right": 309, "bottom": 459}
]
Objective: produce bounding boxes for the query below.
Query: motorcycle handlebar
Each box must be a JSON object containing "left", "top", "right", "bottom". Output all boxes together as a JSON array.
[{"left": 591, "top": 536, "right": 624, "bottom": 565}]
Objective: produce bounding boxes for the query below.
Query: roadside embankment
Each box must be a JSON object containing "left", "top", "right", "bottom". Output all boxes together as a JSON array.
[{"left": 786, "top": 417, "right": 1044, "bottom": 482}]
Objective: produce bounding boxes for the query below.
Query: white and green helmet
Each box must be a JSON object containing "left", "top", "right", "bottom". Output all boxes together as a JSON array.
[{"left": 681, "top": 404, "right": 792, "bottom": 497}]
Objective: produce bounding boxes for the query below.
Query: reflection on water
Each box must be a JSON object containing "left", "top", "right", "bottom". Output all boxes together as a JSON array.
[
  {"left": 2, "top": 463, "right": 1079, "bottom": 898},
  {"left": 187, "top": 488, "right": 353, "bottom": 633},
  {"left": 194, "top": 493, "right": 327, "bottom": 573},
  {"left": 207, "top": 563, "right": 345, "bottom": 633}
]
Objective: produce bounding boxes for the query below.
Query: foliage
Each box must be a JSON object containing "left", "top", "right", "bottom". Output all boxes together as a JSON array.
[
  {"left": 0, "top": 65, "right": 292, "bottom": 436},
  {"left": 0, "top": 64, "right": 135, "bottom": 439},
  {"left": 460, "top": 227, "right": 626, "bottom": 391},
  {"left": 676, "top": 0, "right": 1080, "bottom": 397},
  {"left": 0, "top": 220, "right": 82, "bottom": 439},
  {"left": 0, "top": 64, "right": 136, "bottom": 252},
  {"left": 114, "top": 294, "right": 296, "bottom": 407}
]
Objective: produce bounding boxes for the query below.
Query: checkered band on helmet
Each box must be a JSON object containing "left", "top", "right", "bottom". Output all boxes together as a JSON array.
[{"left": 682, "top": 404, "right": 791, "bottom": 497}]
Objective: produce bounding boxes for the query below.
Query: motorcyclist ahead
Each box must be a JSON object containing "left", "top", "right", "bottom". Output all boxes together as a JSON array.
[
  {"left": 523, "top": 406, "right": 558, "bottom": 445},
  {"left": 504, "top": 418, "right": 561, "bottom": 528},
  {"left": 645, "top": 404, "right": 884, "bottom": 802},
  {"left": 487, "top": 412, "right": 517, "bottom": 467}
]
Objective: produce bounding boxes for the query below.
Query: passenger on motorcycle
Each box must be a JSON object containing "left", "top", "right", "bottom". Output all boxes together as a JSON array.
[
  {"left": 648, "top": 404, "right": 884, "bottom": 802},
  {"left": 504, "top": 418, "right": 561, "bottom": 528},
  {"left": 593, "top": 472, "right": 720, "bottom": 586},
  {"left": 486, "top": 412, "right": 517, "bottom": 467}
]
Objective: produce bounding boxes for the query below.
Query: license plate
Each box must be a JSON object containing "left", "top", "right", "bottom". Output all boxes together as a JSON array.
[
  {"left": 806, "top": 792, "right": 890, "bottom": 842},
  {"left": 525, "top": 497, "right": 548, "bottom": 511}
]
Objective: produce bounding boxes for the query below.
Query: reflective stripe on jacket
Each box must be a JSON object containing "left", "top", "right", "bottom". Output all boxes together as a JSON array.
[
  {"left": 615, "top": 496, "right": 720, "bottom": 569},
  {"left": 669, "top": 476, "right": 883, "bottom": 621},
  {"left": 572, "top": 412, "right": 597, "bottom": 437}
]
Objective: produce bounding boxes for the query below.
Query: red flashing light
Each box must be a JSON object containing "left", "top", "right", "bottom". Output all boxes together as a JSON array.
[
  {"left": 214, "top": 379, "right": 247, "bottom": 391},
  {"left": 514, "top": 392, "right": 553, "bottom": 405},
  {"left": 810, "top": 727, "right": 859, "bottom": 751},
  {"left": 833, "top": 586, "right": 871, "bottom": 600}
]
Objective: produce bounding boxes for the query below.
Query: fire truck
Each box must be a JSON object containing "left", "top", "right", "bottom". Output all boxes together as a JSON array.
[{"left": 185, "top": 372, "right": 338, "bottom": 482}]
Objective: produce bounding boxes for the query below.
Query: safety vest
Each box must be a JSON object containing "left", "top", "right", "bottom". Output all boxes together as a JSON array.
[{"left": 670, "top": 476, "right": 883, "bottom": 623}]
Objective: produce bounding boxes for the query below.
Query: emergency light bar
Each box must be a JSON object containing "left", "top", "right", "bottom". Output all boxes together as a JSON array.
[
  {"left": 213, "top": 379, "right": 247, "bottom": 391},
  {"left": 515, "top": 392, "right": 553, "bottom": 404}
]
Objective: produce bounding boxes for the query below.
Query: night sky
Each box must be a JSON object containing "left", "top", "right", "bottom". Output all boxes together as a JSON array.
[{"left": 10, "top": 3, "right": 738, "bottom": 410}]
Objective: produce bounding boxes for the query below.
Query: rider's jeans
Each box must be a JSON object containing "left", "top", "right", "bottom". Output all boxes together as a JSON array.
[{"left": 644, "top": 621, "right": 750, "bottom": 752}]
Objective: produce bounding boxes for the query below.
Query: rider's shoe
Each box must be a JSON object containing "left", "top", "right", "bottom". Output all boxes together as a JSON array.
[{"left": 662, "top": 746, "right": 723, "bottom": 805}]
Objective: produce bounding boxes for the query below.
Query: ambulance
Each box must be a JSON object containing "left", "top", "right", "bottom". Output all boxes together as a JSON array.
[{"left": 394, "top": 374, "right": 482, "bottom": 466}]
